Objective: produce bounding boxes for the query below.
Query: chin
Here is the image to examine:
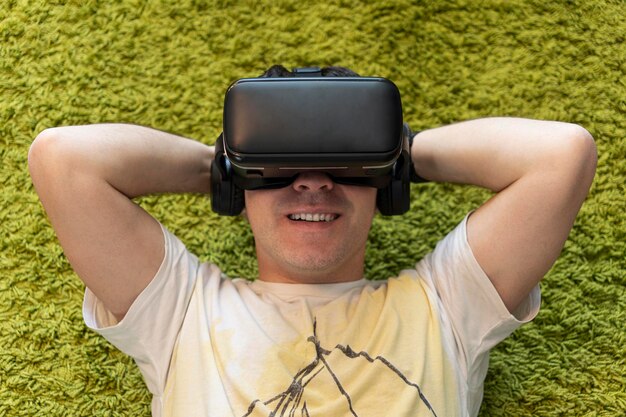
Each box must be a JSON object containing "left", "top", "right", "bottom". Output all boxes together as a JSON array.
[{"left": 283, "top": 251, "right": 345, "bottom": 274}]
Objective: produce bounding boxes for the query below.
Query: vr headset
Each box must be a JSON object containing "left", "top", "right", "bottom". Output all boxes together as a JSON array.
[{"left": 211, "top": 67, "right": 418, "bottom": 216}]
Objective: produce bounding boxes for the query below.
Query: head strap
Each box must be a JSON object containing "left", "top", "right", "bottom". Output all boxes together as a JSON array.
[{"left": 292, "top": 66, "right": 323, "bottom": 77}]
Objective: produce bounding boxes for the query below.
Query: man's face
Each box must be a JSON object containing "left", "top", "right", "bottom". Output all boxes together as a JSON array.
[{"left": 244, "top": 172, "right": 377, "bottom": 283}]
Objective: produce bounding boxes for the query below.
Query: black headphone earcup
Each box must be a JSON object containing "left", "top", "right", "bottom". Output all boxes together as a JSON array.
[
  {"left": 211, "top": 153, "right": 245, "bottom": 216},
  {"left": 377, "top": 177, "right": 409, "bottom": 215},
  {"left": 231, "top": 185, "right": 244, "bottom": 215},
  {"left": 376, "top": 186, "right": 393, "bottom": 216},
  {"left": 376, "top": 155, "right": 410, "bottom": 216}
]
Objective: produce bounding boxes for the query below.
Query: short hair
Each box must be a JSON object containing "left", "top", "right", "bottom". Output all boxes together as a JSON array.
[{"left": 259, "top": 64, "right": 360, "bottom": 78}]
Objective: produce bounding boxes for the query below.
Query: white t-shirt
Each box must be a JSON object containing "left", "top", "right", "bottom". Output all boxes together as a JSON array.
[{"left": 83, "top": 215, "right": 540, "bottom": 417}]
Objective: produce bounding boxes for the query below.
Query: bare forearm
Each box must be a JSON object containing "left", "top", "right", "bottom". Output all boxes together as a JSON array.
[
  {"left": 32, "top": 124, "right": 213, "bottom": 198},
  {"left": 411, "top": 117, "right": 594, "bottom": 192}
]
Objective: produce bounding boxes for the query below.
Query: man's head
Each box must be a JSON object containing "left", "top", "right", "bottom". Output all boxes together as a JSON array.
[
  {"left": 245, "top": 65, "right": 377, "bottom": 284},
  {"left": 259, "top": 64, "right": 360, "bottom": 78}
]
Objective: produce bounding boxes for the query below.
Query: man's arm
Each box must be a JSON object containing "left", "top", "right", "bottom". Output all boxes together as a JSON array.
[
  {"left": 28, "top": 124, "right": 214, "bottom": 322},
  {"left": 411, "top": 117, "right": 597, "bottom": 313}
]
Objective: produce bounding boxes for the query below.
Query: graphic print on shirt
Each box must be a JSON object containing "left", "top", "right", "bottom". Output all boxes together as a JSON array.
[{"left": 242, "top": 319, "right": 439, "bottom": 417}]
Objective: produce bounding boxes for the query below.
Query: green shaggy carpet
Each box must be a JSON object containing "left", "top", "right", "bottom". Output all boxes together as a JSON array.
[{"left": 1, "top": 0, "right": 624, "bottom": 415}]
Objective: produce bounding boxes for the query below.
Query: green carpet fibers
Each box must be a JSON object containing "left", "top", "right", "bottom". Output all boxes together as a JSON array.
[{"left": 1, "top": 0, "right": 624, "bottom": 415}]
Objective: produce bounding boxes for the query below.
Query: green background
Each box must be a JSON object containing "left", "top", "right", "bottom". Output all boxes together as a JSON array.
[{"left": 1, "top": 0, "right": 624, "bottom": 415}]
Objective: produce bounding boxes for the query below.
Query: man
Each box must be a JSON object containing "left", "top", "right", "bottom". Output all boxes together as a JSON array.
[{"left": 28, "top": 65, "right": 597, "bottom": 417}]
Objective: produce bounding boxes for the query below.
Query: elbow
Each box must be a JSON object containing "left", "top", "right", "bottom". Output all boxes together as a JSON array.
[
  {"left": 552, "top": 124, "right": 598, "bottom": 195},
  {"left": 28, "top": 128, "right": 59, "bottom": 180},
  {"left": 565, "top": 124, "right": 597, "bottom": 181},
  {"left": 29, "top": 127, "right": 76, "bottom": 187}
]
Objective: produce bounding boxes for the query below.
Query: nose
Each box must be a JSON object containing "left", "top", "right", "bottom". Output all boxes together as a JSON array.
[{"left": 292, "top": 172, "right": 335, "bottom": 192}]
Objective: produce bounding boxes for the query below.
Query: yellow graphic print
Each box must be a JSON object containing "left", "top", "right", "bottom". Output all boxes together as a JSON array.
[{"left": 242, "top": 319, "right": 439, "bottom": 417}]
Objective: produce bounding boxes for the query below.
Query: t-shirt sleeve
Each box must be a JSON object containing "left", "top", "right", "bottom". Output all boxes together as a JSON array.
[
  {"left": 414, "top": 213, "right": 541, "bottom": 395},
  {"left": 82, "top": 223, "right": 207, "bottom": 395}
]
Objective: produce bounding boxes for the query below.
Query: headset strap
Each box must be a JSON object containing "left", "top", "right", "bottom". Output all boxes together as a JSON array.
[{"left": 292, "top": 66, "right": 323, "bottom": 77}]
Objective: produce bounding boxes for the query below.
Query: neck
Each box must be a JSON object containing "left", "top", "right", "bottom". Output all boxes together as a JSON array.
[{"left": 256, "top": 249, "right": 366, "bottom": 284}]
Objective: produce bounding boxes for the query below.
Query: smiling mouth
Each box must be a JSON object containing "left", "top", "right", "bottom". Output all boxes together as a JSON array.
[{"left": 288, "top": 213, "right": 339, "bottom": 222}]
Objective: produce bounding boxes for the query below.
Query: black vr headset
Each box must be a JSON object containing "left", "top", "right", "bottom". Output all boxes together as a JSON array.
[{"left": 211, "top": 67, "right": 420, "bottom": 216}]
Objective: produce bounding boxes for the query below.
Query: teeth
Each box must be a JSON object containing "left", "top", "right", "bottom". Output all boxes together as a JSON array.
[{"left": 288, "top": 213, "right": 337, "bottom": 222}]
